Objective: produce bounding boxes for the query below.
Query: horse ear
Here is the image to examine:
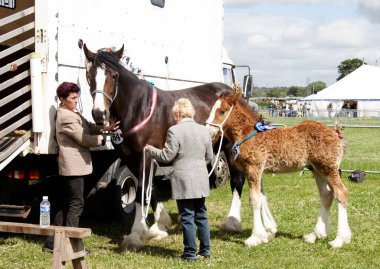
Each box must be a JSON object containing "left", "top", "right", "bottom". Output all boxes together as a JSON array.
[
  {"left": 229, "top": 92, "right": 243, "bottom": 105},
  {"left": 115, "top": 44, "right": 124, "bottom": 59},
  {"left": 83, "top": 43, "right": 96, "bottom": 62}
]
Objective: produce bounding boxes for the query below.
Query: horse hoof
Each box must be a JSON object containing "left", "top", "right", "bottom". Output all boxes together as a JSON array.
[
  {"left": 266, "top": 229, "right": 277, "bottom": 240},
  {"left": 146, "top": 227, "right": 169, "bottom": 241},
  {"left": 267, "top": 227, "right": 278, "bottom": 238},
  {"left": 244, "top": 235, "right": 265, "bottom": 247},
  {"left": 328, "top": 237, "right": 351, "bottom": 249},
  {"left": 120, "top": 234, "right": 146, "bottom": 252},
  {"left": 219, "top": 216, "right": 242, "bottom": 235},
  {"left": 303, "top": 233, "right": 317, "bottom": 244}
]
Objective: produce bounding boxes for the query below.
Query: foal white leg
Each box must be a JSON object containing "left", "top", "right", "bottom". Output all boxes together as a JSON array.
[
  {"left": 304, "top": 174, "right": 332, "bottom": 243},
  {"left": 147, "top": 202, "right": 171, "bottom": 240},
  {"left": 260, "top": 193, "right": 277, "bottom": 238},
  {"left": 328, "top": 202, "right": 351, "bottom": 248},
  {"left": 121, "top": 203, "right": 149, "bottom": 251},
  {"left": 245, "top": 178, "right": 269, "bottom": 247},
  {"left": 220, "top": 188, "right": 242, "bottom": 234}
]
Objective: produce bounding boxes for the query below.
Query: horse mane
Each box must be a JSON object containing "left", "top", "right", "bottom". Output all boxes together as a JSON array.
[
  {"left": 94, "top": 50, "right": 138, "bottom": 80},
  {"left": 237, "top": 96, "right": 261, "bottom": 123}
]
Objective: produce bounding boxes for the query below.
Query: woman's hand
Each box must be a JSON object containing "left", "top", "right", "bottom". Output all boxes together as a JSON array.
[
  {"left": 145, "top": 145, "right": 153, "bottom": 154},
  {"left": 104, "top": 119, "right": 120, "bottom": 132}
]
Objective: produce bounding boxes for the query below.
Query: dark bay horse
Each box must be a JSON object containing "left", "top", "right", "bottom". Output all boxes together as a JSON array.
[
  {"left": 83, "top": 44, "right": 247, "bottom": 251},
  {"left": 207, "top": 92, "right": 351, "bottom": 248}
]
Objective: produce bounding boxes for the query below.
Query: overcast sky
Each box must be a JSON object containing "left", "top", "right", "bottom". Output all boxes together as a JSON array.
[{"left": 223, "top": 0, "right": 380, "bottom": 87}]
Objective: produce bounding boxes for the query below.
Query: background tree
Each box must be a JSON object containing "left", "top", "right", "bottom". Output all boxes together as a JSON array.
[
  {"left": 251, "top": 87, "right": 267, "bottom": 97},
  {"left": 267, "top": 87, "right": 287, "bottom": 98},
  {"left": 337, "top": 58, "right": 366, "bottom": 81},
  {"left": 287, "top": 86, "right": 300, "bottom": 97},
  {"left": 307, "top": 81, "right": 326, "bottom": 95}
]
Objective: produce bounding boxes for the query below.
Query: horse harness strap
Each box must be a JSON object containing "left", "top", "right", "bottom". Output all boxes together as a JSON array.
[
  {"left": 232, "top": 130, "right": 257, "bottom": 160},
  {"left": 111, "top": 86, "right": 158, "bottom": 144}
]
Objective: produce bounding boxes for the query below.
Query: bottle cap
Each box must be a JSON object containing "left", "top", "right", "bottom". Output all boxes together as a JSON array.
[{"left": 43, "top": 196, "right": 48, "bottom": 200}]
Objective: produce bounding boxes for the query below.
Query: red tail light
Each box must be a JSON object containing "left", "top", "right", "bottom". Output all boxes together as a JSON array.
[
  {"left": 7, "top": 170, "right": 14, "bottom": 179},
  {"left": 29, "top": 170, "right": 40, "bottom": 180}
]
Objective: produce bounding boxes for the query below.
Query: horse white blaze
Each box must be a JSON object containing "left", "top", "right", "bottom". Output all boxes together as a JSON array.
[
  {"left": 206, "top": 100, "right": 221, "bottom": 139},
  {"left": 93, "top": 67, "right": 107, "bottom": 114}
]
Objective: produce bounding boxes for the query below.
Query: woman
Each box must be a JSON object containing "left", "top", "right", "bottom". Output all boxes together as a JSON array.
[
  {"left": 146, "top": 98, "right": 213, "bottom": 261},
  {"left": 44, "top": 82, "right": 119, "bottom": 252}
]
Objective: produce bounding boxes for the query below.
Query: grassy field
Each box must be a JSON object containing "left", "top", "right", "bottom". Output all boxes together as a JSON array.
[{"left": 1, "top": 120, "right": 379, "bottom": 269}]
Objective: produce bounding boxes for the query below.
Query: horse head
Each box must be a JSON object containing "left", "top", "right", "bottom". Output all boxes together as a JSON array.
[
  {"left": 83, "top": 43, "right": 124, "bottom": 125},
  {"left": 206, "top": 92, "right": 242, "bottom": 141}
]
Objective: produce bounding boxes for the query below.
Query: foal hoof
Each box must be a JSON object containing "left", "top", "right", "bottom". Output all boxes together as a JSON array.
[
  {"left": 328, "top": 237, "right": 351, "bottom": 249},
  {"left": 219, "top": 216, "right": 242, "bottom": 235},
  {"left": 303, "top": 233, "right": 317, "bottom": 244},
  {"left": 120, "top": 233, "right": 146, "bottom": 252},
  {"left": 244, "top": 234, "right": 267, "bottom": 247}
]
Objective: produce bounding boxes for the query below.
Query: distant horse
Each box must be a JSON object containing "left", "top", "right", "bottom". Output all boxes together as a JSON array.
[
  {"left": 83, "top": 44, "right": 249, "bottom": 250},
  {"left": 206, "top": 92, "right": 351, "bottom": 248}
]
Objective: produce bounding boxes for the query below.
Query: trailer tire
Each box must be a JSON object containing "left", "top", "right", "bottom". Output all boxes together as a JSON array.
[
  {"left": 213, "top": 151, "right": 229, "bottom": 188},
  {"left": 115, "top": 165, "right": 138, "bottom": 219}
]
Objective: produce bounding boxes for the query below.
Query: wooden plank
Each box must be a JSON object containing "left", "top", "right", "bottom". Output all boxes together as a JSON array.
[
  {"left": 0, "top": 85, "right": 30, "bottom": 107},
  {"left": 0, "top": 114, "right": 31, "bottom": 139},
  {"left": 0, "top": 70, "right": 30, "bottom": 93},
  {"left": 0, "top": 21, "right": 35, "bottom": 44},
  {"left": 0, "top": 54, "right": 30, "bottom": 74},
  {"left": 0, "top": 37, "right": 34, "bottom": 59},
  {"left": 0, "top": 6, "right": 34, "bottom": 27},
  {"left": 0, "top": 100, "right": 31, "bottom": 125},
  {"left": 0, "top": 221, "right": 92, "bottom": 238}
]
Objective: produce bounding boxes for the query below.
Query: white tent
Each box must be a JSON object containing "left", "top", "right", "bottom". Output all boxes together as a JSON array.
[{"left": 300, "top": 65, "right": 380, "bottom": 117}]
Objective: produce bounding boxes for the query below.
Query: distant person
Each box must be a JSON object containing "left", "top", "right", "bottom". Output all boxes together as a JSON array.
[
  {"left": 346, "top": 102, "right": 351, "bottom": 117},
  {"left": 327, "top": 103, "right": 333, "bottom": 118},
  {"left": 146, "top": 98, "right": 213, "bottom": 261}
]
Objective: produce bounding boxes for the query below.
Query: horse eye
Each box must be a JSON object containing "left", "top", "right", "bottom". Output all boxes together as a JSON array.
[{"left": 220, "top": 109, "right": 226, "bottom": 115}]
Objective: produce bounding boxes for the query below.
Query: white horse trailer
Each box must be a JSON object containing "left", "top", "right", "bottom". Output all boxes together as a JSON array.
[{"left": 0, "top": 0, "right": 252, "bottom": 220}]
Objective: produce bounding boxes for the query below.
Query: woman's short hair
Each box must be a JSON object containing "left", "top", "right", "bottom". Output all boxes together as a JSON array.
[
  {"left": 172, "top": 98, "right": 195, "bottom": 119},
  {"left": 56, "top": 82, "right": 80, "bottom": 98}
]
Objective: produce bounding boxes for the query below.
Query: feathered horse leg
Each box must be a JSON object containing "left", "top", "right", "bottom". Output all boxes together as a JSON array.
[{"left": 244, "top": 169, "right": 269, "bottom": 247}]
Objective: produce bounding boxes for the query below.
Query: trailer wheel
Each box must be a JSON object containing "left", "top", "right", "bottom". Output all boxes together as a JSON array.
[
  {"left": 212, "top": 151, "right": 230, "bottom": 188},
  {"left": 115, "top": 166, "right": 138, "bottom": 219}
]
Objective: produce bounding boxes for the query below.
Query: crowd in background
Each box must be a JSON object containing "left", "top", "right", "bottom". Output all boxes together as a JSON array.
[{"left": 267, "top": 100, "right": 311, "bottom": 118}]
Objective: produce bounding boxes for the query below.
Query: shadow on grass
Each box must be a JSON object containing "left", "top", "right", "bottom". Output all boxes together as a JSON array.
[{"left": 215, "top": 227, "right": 305, "bottom": 245}]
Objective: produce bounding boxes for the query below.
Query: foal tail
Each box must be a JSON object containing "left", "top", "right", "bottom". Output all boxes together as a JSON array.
[{"left": 340, "top": 138, "right": 348, "bottom": 156}]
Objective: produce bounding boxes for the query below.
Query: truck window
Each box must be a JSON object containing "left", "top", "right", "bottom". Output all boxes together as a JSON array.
[{"left": 223, "top": 67, "right": 233, "bottom": 87}]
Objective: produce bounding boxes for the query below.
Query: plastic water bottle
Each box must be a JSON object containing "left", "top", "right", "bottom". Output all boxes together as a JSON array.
[{"left": 40, "top": 196, "right": 50, "bottom": 227}]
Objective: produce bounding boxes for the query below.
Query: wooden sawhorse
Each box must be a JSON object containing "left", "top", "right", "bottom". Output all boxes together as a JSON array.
[{"left": 0, "top": 221, "right": 92, "bottom": 269}]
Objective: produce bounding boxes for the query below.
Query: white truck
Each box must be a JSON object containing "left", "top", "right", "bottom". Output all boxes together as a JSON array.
[{"left": 0, "top": 0, "right": 252, "bottom": 220}]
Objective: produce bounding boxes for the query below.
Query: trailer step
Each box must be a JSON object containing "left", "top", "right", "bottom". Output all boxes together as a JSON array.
[{"left": 0, "top": 205, "right": 31, "bottom": 218}]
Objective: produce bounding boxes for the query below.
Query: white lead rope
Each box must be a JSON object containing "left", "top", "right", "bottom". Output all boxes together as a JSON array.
[
  {"left": 141, "top": 148, "right": 155, "bottom": 220},
  {"left": 206, "top": 105, "right": 234, "bottom": 177}
]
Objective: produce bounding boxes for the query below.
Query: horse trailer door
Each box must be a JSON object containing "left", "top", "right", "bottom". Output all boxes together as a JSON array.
[{"left": 0, "top": 1, "right": 35, "bottom": 171}]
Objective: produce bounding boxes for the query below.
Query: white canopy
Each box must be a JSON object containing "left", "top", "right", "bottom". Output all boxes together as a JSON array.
[{"left": 300, "top": 65, "right": 380, "bottom": 117}]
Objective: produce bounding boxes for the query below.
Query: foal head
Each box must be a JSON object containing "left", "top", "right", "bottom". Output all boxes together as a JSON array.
[
  {"left": 206, "top": 92, "right": 260, "bottom": 141},
  {"left": 83, "top": 44, "right": 124, "bottom": 125}
]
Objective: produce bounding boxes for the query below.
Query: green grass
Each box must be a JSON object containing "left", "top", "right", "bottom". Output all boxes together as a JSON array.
[
  {"left": 1, "top": 174, "right": 379, "bottom": 269},
  {"left": 1, "top": 119, "right": 379, "bottom": 269}
]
